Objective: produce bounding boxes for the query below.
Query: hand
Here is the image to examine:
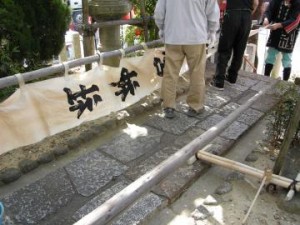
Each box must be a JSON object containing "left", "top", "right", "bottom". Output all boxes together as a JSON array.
[
  {"left": 263, "top": 18, "right": 269, "bottom": 27},
  {"left": 159, "top": 30, "right": 164, "bottom": 39},
  {"left": 207, "top": 32, "right": 216, "bottom": 48},
  {"left": 267, "top": 23, "right": 283, "bottom": 30}
]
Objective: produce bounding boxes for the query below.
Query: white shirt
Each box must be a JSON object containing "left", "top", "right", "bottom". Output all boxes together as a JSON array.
[{"left": 154, "top": 0, "right": 220, "bottom": 45}]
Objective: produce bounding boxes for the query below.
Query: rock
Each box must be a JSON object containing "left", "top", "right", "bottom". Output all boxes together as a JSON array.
[
  {"left": 37, "top": 152, "right": 55, "bottom": 164},
  {"left": 53, "top": 146, "right": 69, "bottom": 157},
  {"left": 191, "top": 205, "right": 213, "bottom": 220},
  {"left": 225, "top": 172, "right": 245, "bottom": 181},
  {"left": 215, "top": 181, "right": 233, "bottom": 195},
  {"left": 19, "top": 159, "right": 39, "bottom": 173},
  {"left": 0, "top": 168, "right": 22, "bottom": 183},
  {"left": 203, "top": 195, "right": 219, "bottom": 206},
  {"left": 245, "top": 152, "right": 259, "bottom": 162}
]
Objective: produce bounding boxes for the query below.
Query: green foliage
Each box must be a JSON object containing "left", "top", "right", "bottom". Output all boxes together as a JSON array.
[
  {"left": 0, "top": 0, "right": 70, "bottom": 76},
  {"left": 125, "top": 0, "right": 158, "bottom": 46},
  {"left": 266, "top": 83, "right": 300, "bottom": 148}
]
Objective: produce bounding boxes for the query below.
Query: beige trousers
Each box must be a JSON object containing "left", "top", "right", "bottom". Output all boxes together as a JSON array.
[{"left": 161, "top": 44, "right": 206, "bottom": 111}]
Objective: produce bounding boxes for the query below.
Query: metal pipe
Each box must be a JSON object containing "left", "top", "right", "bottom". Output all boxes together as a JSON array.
[
  {"left": 74, "top": 88, "right": 268, "bottom": 225},
  {"left": 0, "top": 40, "right": 163, "bottom": 90}
]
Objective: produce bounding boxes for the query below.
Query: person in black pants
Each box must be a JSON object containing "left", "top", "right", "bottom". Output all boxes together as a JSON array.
[{"left": 210, "top": 0, "right": 259, "bottom": 90}]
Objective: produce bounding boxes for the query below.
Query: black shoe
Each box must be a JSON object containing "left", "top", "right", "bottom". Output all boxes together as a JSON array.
[
  {"left": 186, "top": 107, "right": 205, "bottom": 117},
  {"left": 225, "top": 75, "right": 235, "bottom": 86},
  {"left": 163, "top": 107, "right": 175, "bottom": 119},
  {"left": 209, "top": 81, "right": 224, "bottom": 91}
]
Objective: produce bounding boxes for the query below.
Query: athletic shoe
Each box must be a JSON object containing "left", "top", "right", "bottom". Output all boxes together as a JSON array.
[
  {"left": 225, "top": 75, "right": 236, "bottom": 86},
  {"left": 209, "top": 81, "right": 224, "bottom": 91},
  {"left": 163, "top": 107, "right": 175, "bottom": 119},
  {"left": 186, "top": 107, "right": 205, "bottom": 117}
]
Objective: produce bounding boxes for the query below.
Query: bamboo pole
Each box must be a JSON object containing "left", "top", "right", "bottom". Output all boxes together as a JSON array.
[
  {"left": 196, "top": 150, "right": 300, "bottom": 191},
  {"left": 74, "top": 88, "right": 268, "bottom": 225},
  {"left": 0, "top": 40, "right": 163, "bottom": 90}
]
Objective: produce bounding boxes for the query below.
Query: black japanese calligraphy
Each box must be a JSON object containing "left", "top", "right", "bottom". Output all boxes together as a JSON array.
[
  {"left": 64, "top": 84, "right": 102, "bottom": 119},
  {"left": 153, "top": 51, "right": 165, "bottom": 77},
  {"left": 110, "top": 67, "right": 140, "bottom": 101}
]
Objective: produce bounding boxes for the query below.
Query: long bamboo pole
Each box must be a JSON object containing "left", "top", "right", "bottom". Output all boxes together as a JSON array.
[
  {"left": 74, "top": 88, "right": 268, "bottom": 225},
  {"left": 0, "top": 40, "right": 163, "bottom": 90}
]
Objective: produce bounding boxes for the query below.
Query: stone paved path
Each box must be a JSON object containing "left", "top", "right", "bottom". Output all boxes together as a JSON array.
[{"left": 0, "top": 62, "right": 290, "bottom": 225}]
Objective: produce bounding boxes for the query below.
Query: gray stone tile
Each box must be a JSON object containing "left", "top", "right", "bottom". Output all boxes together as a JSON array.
[
  {"left": 145, "top": 111, "right": 199, "bottom": 135},
  {"left": 217, "top": 102, "right": 241, "bottom": 116},
  {"left": 176, "top": 102, "right": 215, "bottom": 120},
  {"left": 1, "top": 169, "right": 75, "bottom": 225},
  {"left": 73, "top": 181, "right": 165, "bottom": 225},
  {"left": 111, "top": 193, "right": 165, "bottom": 225},
  {"left": 220, "top": 121, "right": 249, "bottom": 140},
  {"left": 73, "top": 180, "right": 129, "bottom": 221},
  {"left": 100, "top": 126, "right": 164, "bottom": 162},
  {"left": 237, "top": 108, "right": 264, "bottom": 126},
  {"left": 205, "top": 91, "right": 231, "bottom": 108},
  {"left": 152, "top": 162, "right": 205, "bottom": 201},
  {"left": 173, "top": 127, "right": 206, "bottom": 149},
  {"left": 251, "top": 94, "right": 280, "bottom": 113},
  {"left": 65, "top": 151, "right": 128, "bottom": 197},
  {"left": 198, "top": 114, "right": 225, "bottom": 130},
  {"left": 251, "top": 80, "right": 270, "bottom": 92},
  {"left": 236, "top": 89, "right": 257, "bottom": 105},
  {"left": 222, "top": 86, "right": 243, "bottom": 99},
  {"left": 125, "top": 146, "right": 179, "bottom": 180},
  {"left": 237, "top": 76, "right": 259, "bottom": 87}
]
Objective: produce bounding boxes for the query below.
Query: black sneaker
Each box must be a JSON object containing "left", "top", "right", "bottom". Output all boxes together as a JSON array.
[
  {"left": 163, "top": 107, "right": 175, "bottom": 119},
  {"left": 225, "top": 75, "right": 235, "bottom": 86},
  {"left": 209, "top": 81, "right": 224, "bottom": 91},
  {"left": 186, "top": 107, "right": 205, "bottom": 117}
]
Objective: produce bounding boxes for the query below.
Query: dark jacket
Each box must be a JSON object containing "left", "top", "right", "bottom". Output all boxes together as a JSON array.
[{"left": 264, "top": 0, "right": 300, "bottom": 52}]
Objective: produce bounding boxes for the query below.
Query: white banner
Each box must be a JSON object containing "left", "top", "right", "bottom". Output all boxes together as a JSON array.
[{"left": 0, "top": 49, "right": 166, "bottom": 155}]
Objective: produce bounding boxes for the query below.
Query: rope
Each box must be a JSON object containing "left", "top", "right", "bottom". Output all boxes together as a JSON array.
[{"left": 288, "top": 179, "right": 299, "bottom": 192}]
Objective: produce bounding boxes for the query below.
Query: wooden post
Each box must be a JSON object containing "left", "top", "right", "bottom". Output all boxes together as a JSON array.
[
  {"left": 273, "top": 96, "right": 300, "bottom": 175},
  {"left": 82, "top": 0, "right": 95, "bottom": 71}
]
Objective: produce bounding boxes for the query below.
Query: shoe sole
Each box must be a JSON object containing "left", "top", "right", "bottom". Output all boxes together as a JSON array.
[
  {"left": 209, "top": 83, "right": 224, "bottom": 91},
  {"left": 165, "top": 114, "right": 175, "bottom": 119},
  {"left": 186, "top": 108, "right": 205, "bottom": 117},
  {"left": 225, "top": 80, "right": 235, "bottom": 86}
]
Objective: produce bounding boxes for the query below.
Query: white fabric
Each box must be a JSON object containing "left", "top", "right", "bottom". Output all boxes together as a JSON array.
[
  {"left": 0, "top": 49, "right": 172, "bottom": 155},
  {"left": 154, "top": 0, "right": 220, "bottom": 45}
]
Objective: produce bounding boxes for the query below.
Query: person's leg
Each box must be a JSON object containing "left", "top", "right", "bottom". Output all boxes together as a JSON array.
[
  {"left": 264, "top": 47, "right": 278, "bottom": 76},
  {"left": 161, "top": 44, "right": 185, "bottom": 109},
  {"left": 213, "top": 11, "right": 237, "bottom": 88},
  {"left": 227, "top": 11, "right": 251, "bottom": 83},
  {"left": 281, "top": 52, "right": 292, "bottom": 81},
  {"left": 184, "top": 44, "right": 206, "bottom": 112}
]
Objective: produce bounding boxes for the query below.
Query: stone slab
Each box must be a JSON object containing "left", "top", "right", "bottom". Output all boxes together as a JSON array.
[
  {"left": 145, "top": 111, "right": 199, "bottom": 135},
  {"left": 65, "top": 150, "right": 128, "bottom": 197},
  {"left": 1, "top": 169, "right": 75, "bottom": 225},
  {"left": 151, "top": 162, "right": 205, "bottom": 202},
  {"left": 100, "top": 126, "right": 164, "bottom": 163}
]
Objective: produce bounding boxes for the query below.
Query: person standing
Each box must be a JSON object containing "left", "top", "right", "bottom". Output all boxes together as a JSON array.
[
  {"left": 210, "top": 0, "right": 259, "bottom": 90},
  {"left": 263, "top": 0, "right": 300, "bottom": 81},
  {"left": 154, "top": 0, "right": 220, "bottom": 118}
]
